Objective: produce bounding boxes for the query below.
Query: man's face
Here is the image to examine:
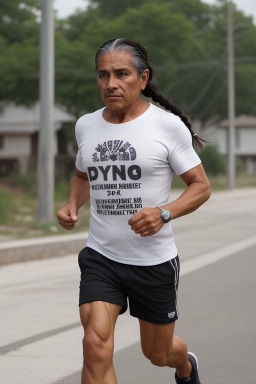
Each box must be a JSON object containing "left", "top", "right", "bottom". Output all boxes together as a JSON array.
[{"left": 96, "top": 50, "right": 148, "bottom": 112}]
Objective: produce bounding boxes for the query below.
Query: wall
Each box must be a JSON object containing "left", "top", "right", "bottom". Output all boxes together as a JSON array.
[{"left": 0, "top": 135, "right": 30, "bottom": 157}]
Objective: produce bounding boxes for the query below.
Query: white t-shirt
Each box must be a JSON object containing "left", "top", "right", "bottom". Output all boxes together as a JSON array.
[{"left": 75, "top": 103, "right": 201, "bottom": 266}]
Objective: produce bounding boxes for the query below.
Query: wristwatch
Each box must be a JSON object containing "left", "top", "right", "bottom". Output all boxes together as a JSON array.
[{"left": 158, "top": 208, "right": 172, "bottom": 223}]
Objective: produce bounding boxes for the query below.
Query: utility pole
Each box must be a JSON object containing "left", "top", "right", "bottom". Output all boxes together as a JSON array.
[
  {"left": 227, "top": 1, "right": 236, "bottom": 189},
  {"left": 36, "top": 0, "right": 55, "bottom": 223}
]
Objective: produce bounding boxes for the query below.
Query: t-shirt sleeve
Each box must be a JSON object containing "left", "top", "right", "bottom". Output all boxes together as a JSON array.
[
  {"left": 75, "top": 150, "right": 84, "bottom": 172},
  {"left": 74, "top": 117, "right": 86, "bottom": 172},
  {"left": 168, "top": 121, "right": 201, "bottom": 175}
]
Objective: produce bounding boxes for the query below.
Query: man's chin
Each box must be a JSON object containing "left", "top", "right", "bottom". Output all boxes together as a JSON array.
[{"left": 104, "top": 100, "right": 125, "bottom": 110}]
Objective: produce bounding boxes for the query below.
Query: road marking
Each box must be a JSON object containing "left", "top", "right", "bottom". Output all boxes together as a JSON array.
[
  {"left": 0, "top": 322, "right": 81, "bottom": 356},
  {"left": 180, "top": 235, "right": 256, "bottom": 276}
]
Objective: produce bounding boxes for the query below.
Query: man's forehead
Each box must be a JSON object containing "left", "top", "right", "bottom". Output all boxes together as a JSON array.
[{"left": 97, "top": 51, "right": 136, "bottom": 71}]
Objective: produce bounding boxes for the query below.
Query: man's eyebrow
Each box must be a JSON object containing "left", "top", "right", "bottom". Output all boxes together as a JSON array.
[
  {"left": 97, "top": 67, "right": 131, "bottom": 73},
  {"left": 114, "top": 68, "right": 130, "bottom": 72}
]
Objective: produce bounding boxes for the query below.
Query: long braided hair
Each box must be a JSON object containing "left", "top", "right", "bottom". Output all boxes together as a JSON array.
[{"left": 95, "top": 38, "right": 206, "bottom": 149}]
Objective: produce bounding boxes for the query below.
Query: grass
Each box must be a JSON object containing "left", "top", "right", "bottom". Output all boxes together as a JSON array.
[
  {"left": 0, "top": 176, "right": 90, "bottom": 241},
  {"left": 0, "top": 195, "right": 90, "bottom": 240},
  {"left": 0, "top": 189, "right": 16, "bottom": 224},
  {"left": 0, "top": 172, "right": 255, "bottom": 241}
]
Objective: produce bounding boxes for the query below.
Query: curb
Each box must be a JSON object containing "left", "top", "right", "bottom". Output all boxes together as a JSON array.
[{"left": 0, "top": 233, "right": 87, "bottom": 266}]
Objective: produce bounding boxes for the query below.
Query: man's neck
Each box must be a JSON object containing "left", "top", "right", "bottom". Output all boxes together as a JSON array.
[{"left": 102, "top": 100, "right": 150, "bottom": 124}]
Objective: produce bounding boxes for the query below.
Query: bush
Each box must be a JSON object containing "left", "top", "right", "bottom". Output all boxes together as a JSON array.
[{"left": 199, "top": 145, "right": 226, "bottom": 176}]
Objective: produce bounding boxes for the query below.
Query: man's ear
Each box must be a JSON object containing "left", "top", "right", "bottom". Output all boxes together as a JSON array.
[{"left": 141, "top": 69, "right": 150, "bottom": 90}]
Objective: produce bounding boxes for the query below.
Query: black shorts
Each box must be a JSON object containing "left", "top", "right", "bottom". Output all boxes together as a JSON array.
[{"left": 78, "top": 247, "right": 180, "bottom": 324}]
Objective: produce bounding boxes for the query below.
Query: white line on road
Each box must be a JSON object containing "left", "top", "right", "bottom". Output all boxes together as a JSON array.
[{"left": 180, "top": 235, "right": 256, "bottom": 276}]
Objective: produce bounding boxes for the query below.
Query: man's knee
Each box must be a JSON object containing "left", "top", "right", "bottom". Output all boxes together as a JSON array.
[
  {"left": 142, "top": 344, "right": 176, "bottom": 367},
  {"left": 143, "top": 349, "right": 169, "bottom": 367},
  {"left": 82, "top": 326, "right": 113, "bottom": 368}
]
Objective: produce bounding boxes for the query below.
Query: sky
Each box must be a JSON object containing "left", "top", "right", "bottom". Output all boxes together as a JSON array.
[{"left": 54, "top": 0, "right": 256, "bottom": 23}]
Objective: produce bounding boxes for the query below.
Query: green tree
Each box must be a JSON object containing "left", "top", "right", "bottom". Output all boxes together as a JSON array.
[
  {"left": 0, "top": 0, "right": 40, "bottom": 105},
  {"left": 1, "top": 0, "right": 255, "bottom": 124},
  {"left": 0, "top": 0, "right": 39, "bottom": 43},
  {"left": 235, "top": 65, "right": 256, "bottom": 115},
  {"left": 55, "top": 1, "right": 202, "bottom": 116},
  {"left": 162, "top": 0, "right": 256, "bottom": 123},
  {"left": 89, "top": 0, "right": 212, "bottom": 26},
  {"left": 0, "top": 37, "right": 39, "bottom": 105},
  {"left": 56, "top": 0, "right": 256, "bottom": 122},
  {"left": 89, "top": 0, "right": 147, "bottom": 18},
  {"left": 55, "top": 32, "right": 99, "bottom": 117}
]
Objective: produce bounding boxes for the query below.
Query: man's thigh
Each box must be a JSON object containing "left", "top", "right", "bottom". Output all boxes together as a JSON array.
[
  {"left": 78, "top": 247, "right": 127, "bottom": 313},
  {"left": 139, "top": 318, "right": 175, "bottom": 356},
  {"left": 127, "top": 256, "right": 180, "bottom": 324}
]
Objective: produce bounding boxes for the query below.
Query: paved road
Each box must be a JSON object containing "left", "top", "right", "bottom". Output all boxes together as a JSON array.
[{"left": 0, "top": 188, "right": 256, "bottom": 384}]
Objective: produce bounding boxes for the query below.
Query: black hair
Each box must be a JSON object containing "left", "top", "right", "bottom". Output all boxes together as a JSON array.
[{"left": 95, "top": 38, "right": 207, "bottom": 149}]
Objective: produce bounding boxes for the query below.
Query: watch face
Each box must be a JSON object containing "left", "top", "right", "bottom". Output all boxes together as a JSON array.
[{"left": 161, "top": 209, "right": 171, "bottom": 223}]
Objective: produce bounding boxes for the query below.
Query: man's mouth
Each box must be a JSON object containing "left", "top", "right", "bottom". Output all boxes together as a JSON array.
[{"left": 105, "top": 94, "right": 122, "bottom": 98}]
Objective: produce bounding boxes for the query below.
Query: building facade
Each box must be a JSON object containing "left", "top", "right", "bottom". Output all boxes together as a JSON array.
[
  {"left": 0, "top": 103, "right": 75, "bottom": 176},
  {"left": 204, "top": 115, "right": 256, "bottom": 174}
]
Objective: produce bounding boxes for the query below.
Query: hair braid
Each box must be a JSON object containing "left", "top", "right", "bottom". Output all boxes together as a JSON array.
[
  {"left": 142, "top": 67, "right": 206, "bottom": 149},
  {"left": 143, "top": 82, "right": 193, "bottom": 131},
  {"left": 95, "top": 38, "right": 208, "bottom": 149}
]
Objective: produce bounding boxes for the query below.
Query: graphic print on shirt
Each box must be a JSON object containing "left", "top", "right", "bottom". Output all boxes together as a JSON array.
[
  {"left": 88, "top": 139, "right": 142, "bottom": 216},
  {"left": 92, "top": 140, "right": 136, "bottom": 162}
]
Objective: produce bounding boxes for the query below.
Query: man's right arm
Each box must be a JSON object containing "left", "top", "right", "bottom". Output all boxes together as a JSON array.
[{"left": 57, "top": 168, "right": 90, "bottom": 230}]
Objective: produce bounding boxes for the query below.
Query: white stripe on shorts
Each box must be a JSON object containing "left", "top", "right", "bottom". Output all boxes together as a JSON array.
[{"left": 170, "top": 256, "right": 179, "bottom": 318}]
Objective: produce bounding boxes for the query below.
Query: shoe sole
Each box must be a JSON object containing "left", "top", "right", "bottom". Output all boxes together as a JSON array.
[
  {"left": 188, "top": 352, "right": 199, "bottom": 369},
  {"left": 188, "top": 352, "right": 201, "bottom": 384}
]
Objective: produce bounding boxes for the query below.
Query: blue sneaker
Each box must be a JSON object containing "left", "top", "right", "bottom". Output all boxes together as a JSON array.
[{"left": 175, "top": 352, "right": 201, "bottom": 384}]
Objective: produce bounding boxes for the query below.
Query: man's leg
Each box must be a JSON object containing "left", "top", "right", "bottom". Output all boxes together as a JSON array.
[
  {"left": 139, "top": 319, "right": 191, "bottom": 379},
  {"left": 80, "top": 301, "right": 122, "bottom": 384}
]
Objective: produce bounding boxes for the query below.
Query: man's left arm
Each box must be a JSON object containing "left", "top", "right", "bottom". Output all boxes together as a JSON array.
[{"left": 128, "top": 164, "right": 211, "bottom": 237}]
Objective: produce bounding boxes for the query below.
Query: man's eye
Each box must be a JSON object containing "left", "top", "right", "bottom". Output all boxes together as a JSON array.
[
  {"left": 98, "top": 73, "right": 106, "bottom": 78},
  {"left": 119, "top": 72, "right": 127, "bottom": 77}
]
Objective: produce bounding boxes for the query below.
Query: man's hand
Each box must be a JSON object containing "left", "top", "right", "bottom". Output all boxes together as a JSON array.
[
  {"left": 57, "top": 204, "right": 78, "bottom": 230},
  {"left": 128, "top": 207, "right": 164, "bottom": 237}
]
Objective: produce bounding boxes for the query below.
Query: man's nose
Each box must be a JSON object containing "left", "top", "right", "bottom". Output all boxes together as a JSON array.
[{"left": 106, "top": 75, "right": 117, "bottom": 90}]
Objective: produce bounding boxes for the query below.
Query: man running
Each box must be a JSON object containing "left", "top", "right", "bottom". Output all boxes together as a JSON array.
[{"left": 57, "top": 38, "right": 210, "bottom": 384}]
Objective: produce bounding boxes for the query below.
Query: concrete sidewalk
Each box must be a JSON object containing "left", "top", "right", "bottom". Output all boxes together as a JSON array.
[{"left": 0, "top": 232, "right": 87, "bottom": 266}]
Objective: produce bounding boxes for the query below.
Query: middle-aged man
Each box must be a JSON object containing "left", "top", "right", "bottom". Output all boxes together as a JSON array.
[{"left": 57, "top": 38, "right": 211, "bottom": 384}]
